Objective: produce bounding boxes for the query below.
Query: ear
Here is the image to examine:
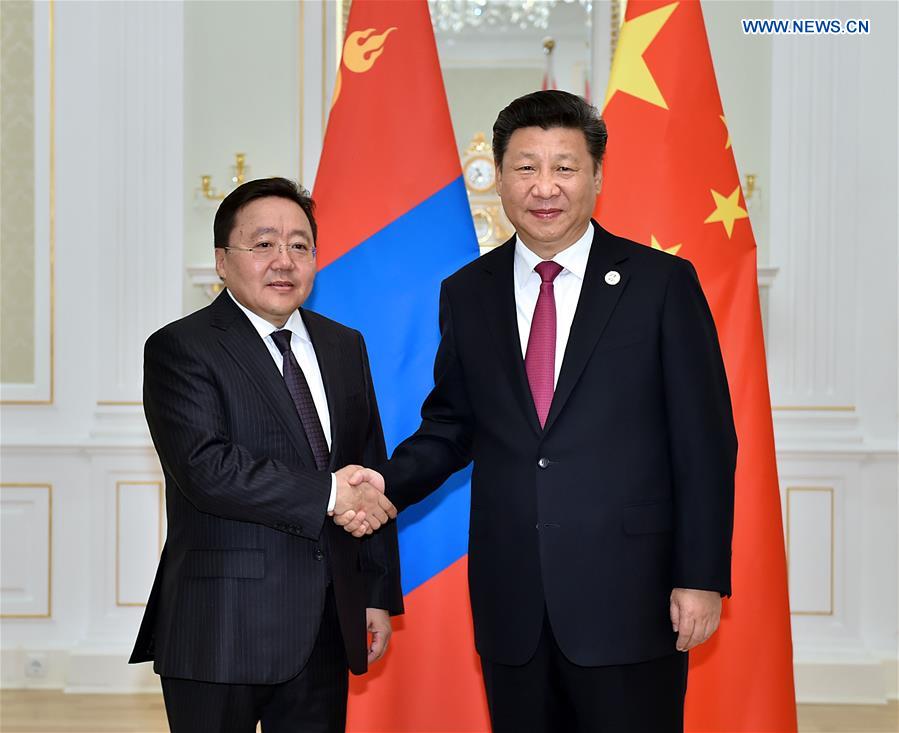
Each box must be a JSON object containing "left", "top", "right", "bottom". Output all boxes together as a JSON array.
[
  {"left": 594, "top": 162, "right": 603, "bottom": 195},
  {"left": 214, "top": 247, "right": 226, "bottom": 281},
  {"left": 494, "top": 162, "right": 503, "bottom": 197}
]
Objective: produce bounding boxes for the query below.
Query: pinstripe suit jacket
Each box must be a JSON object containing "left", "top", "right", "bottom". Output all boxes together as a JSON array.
[{"left": 129, "top": 291, "right": 403, "bottom": 684}]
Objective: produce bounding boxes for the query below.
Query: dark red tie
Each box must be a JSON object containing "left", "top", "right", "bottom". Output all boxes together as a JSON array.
[
  {"left": 525, "top": 261, "right": 564, "bottom": 427},
  {"left": 271, "top": 329, "right": 330, "bottom": 470}
]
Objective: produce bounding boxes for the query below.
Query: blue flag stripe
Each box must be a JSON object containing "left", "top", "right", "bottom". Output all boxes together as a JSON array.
[{"left": 309, "top": 176, "right": 479, "bottom": 593}]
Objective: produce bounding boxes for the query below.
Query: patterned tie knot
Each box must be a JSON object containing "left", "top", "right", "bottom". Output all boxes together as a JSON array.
[
  {"left": 535, "top": 260, "right": 563, "bottom": 283},
  {"left": 271, "top": 329, "right": 293, "bottom": 355}
]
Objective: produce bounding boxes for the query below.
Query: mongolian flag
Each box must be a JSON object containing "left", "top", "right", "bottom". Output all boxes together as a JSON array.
[
  {"left": 597, "top": 1, "right": 797, "bottom": 731},
  {"left": 310, "top": 0, "right": 486, "bottom": 730}
]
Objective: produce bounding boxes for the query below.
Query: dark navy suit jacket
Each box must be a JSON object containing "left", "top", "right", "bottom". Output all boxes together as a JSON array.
[{"left": 383, "top": 222, "right": 735, "bottom": 667}]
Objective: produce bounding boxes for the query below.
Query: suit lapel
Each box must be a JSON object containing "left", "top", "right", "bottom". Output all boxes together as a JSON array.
[
  {"left": 210, "top": 292, "right": 316, "bottom": 466},
  {"left": 479, "top": 239, "right": 543, "bottom": 436},
  {"left": 543, "top": 223, "right": 630, "bottom": 434},
  {"left": 300, "top": 309, "right": 346, "bottom": 471}
]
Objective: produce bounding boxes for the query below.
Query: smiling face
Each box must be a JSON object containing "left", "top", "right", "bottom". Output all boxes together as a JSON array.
[
  {"left": 495, "top": 126, "right": 602, "bottom": 259},
  {"left": 214, "top": 196, "right": 316, "bottom": 327}
]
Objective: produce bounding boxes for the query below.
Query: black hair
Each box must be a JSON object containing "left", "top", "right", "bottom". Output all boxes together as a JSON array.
[
  {"left": 213, "top": 177, "right": 317, "bottom": 248},
  {"left": 492, "top": 90, "right": 607, "bottom": 170}
]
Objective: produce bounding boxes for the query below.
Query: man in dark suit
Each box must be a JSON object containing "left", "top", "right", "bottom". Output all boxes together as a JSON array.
[
  {"left": 343, "top": 91, "right": 736, "bottom": 731},
  {"left": 130, "top": 177, "right": 403, "bottom": 733}
]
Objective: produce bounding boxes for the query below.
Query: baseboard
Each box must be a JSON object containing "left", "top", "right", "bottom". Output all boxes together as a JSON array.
[
  {"left": 794, "top": 657, "right": 898, "bottom": 704},
  {"left": 1, "top": 648, "right": 160, "bottom": 693},
  {"left": 3, "top": 647, "right": 897, "bottom": 701}
]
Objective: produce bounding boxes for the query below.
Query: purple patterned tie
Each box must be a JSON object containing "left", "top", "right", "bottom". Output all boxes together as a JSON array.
[
  {"left": 525, "top": 261, "right": 564, "bottom": 428},
  {"left": 271, "top": 329, "right": 330, "bottom": 470}
]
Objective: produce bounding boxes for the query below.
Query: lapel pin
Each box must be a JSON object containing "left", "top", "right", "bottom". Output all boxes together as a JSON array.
[{"left": 604, "top": 270, "right": 621, "bottom": 286}]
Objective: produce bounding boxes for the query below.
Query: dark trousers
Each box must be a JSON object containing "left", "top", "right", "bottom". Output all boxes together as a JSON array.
[
  {"left": 161, "top": 589, "right": 348, "bottom": 733},
  {"left": 480, "top": 611, "right": 688, "bottom": 733}
]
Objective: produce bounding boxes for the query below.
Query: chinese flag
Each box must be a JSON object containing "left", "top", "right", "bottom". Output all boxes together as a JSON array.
[{"left": 596, "top": 1, "right": 797, "bottom": 731}]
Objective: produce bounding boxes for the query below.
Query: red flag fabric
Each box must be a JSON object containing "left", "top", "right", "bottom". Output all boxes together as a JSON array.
[
  {"left": 596, "top": 1, "right": 797, "bottom": 731},
  {"left": 314, "top": 0, "right": 461, "bottom": 270}
]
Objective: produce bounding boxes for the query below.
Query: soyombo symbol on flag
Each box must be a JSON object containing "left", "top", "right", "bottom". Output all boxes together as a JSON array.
[
  {"left": 597, "top": 1, "right": 797, "bottom": 731},
  {"left": 310, "top": 1, "right": 486, "bottom": 730}
]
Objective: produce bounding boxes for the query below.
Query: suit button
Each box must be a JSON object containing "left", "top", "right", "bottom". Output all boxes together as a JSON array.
[
  {"left": 537, "top": 457, "right": 550, "bottom": 469},
  {"left": 313, "top": 549, "right": 324, "bottom": 561}
]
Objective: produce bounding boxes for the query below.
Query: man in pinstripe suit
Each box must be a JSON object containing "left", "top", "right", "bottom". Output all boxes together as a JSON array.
[{"left": 130, "top": 178, "right": 403, "bottom": 733}]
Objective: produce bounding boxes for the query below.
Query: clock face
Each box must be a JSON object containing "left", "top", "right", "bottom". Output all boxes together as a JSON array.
[{"left": 465, "top": 157, "right": 496, "bottom": 193}]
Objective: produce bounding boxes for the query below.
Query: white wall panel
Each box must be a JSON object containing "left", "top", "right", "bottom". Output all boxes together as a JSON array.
[
  {"left": 93, "top": 0, "right": 183, "bottom": 407},
  {"left": 0, "top": 0, "right": 53, "bottom": 404},
  {"left": 115, "top": 481, "right": 163, "bottom": 607},
  {"left": 0, "top": 485, "right": 51, "bottom": 618},
  {"left": 786, "top": 487, "right": 834, "bottom": 615}
]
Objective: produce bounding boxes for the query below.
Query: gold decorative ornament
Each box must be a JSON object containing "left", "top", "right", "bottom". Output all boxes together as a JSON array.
[{"left": 198, "top": 153, "right": 248, "bottom": 201}]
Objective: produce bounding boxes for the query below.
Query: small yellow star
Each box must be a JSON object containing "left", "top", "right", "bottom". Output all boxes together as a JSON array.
[
  {"left": 720, "top": 115, "right": 731, "bottom": 150},
  {"left": 650, "top": 234, "right": 682, "bottom": 256},
  {"left": 604, "top": 3, "right": 679, "bottom": 111},
  {"left": 703, "top": 186, "right": 749, "bottom": 238}
]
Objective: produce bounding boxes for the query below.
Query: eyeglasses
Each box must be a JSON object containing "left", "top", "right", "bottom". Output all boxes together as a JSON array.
[{"left": 224, "top": 243, "right": 316, "bottom": 262}]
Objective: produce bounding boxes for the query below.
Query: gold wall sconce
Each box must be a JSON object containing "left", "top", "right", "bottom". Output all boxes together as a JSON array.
[
  {"left": 744, "top": 173, "right": 757, "bottom": 200},
  {"left": 198, "top": 153, "right": 249, "bottom": 201},
  {"left": 743, "top": 173, "right": 761, "bottom": 211}
]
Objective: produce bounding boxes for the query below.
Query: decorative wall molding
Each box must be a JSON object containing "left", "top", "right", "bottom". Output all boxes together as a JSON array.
[
  {"left": 0, "top": 484, "right": 52, "bottom": 618},
  {"left": 767, "top": 1, "right": 862, "bottom": 411},
  {"left": 115, "top": 481, "right": 163, "bottom": 607},
  {"left": 0, "top": 0, "right": 54, "bottom": 404},
  {"left": 93, "top": 1, "right": 183, "bottom": 406},
  {"left": 786, "top": 486, "right": 834, "bottom": 616},
  {"left": 778, "top": 449, "right": 897, "bottom": 703},
  {"left": 186, "top": 265, "right": 223, "bottom": 300}
]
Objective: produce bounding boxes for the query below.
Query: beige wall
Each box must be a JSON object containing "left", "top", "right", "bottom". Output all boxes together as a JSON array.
[
  {"left": 0, "top": 0, "right": 35, "bottom": 383},
  {"left": 442, "top": 67, "right": 543, "bottom": 154},
  {"left": 182, "top": 0, "right": 300, "bottom": 315}
]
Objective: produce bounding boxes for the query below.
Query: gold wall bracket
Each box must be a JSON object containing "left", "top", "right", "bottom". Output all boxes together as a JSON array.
[{"left": 198, "top": 153, "right": 248, "bottom": 201}]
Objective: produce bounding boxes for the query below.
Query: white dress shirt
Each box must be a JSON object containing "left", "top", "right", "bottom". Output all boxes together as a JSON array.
[
  {"left": 227, "top": 290, "right": 337, "bottom": 510},
  {"left": 513, "top": 221, "right": 594, "bottom": 387}
]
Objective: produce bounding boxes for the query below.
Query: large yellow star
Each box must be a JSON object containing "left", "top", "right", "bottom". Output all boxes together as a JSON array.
[
  {"left": 703, "top": 186, "right": 748, "bottom": 238},
  {"left": 650, "top": 234, "right": 682, "bottom": 256},
  {"left": 720, "top": 115, "right": 732, "bottom": 150},
  {"left": 604, "top": 3, "right": 679, "bottom": 111}
]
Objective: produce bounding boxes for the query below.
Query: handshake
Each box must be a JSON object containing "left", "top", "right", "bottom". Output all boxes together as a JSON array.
[{"left": 330, "top": 465, "right": 396, "bottom": 537}]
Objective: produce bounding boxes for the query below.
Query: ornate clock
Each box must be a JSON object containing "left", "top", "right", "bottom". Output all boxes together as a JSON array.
[{"left": 460, "top": 132, "right": 513, "bottom": 252}]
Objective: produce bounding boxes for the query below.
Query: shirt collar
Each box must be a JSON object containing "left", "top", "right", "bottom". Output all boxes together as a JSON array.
[
  {"left": 226, "top": 289, "right": 310, "bottom": 344},
  {"left": 513, "top": 220, "right": 594, "bottom": 291}
]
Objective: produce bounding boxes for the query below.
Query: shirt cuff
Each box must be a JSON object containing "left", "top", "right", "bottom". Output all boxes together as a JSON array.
[{"left": 328, "top": 473, "right": 337, "bottom": 513}]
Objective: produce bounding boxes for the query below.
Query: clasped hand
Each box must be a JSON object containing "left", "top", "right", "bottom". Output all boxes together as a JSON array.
[{"left": 331, "top": 465, "right": 395, "bottom": 537}]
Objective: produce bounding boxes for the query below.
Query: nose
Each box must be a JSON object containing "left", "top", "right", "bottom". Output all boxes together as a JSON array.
[
  {"left": 272, "top": 244, "right": 294, "bottom": 269},
  {"left": 531, "top": 171, "right": 558, "bottom": 199}
]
